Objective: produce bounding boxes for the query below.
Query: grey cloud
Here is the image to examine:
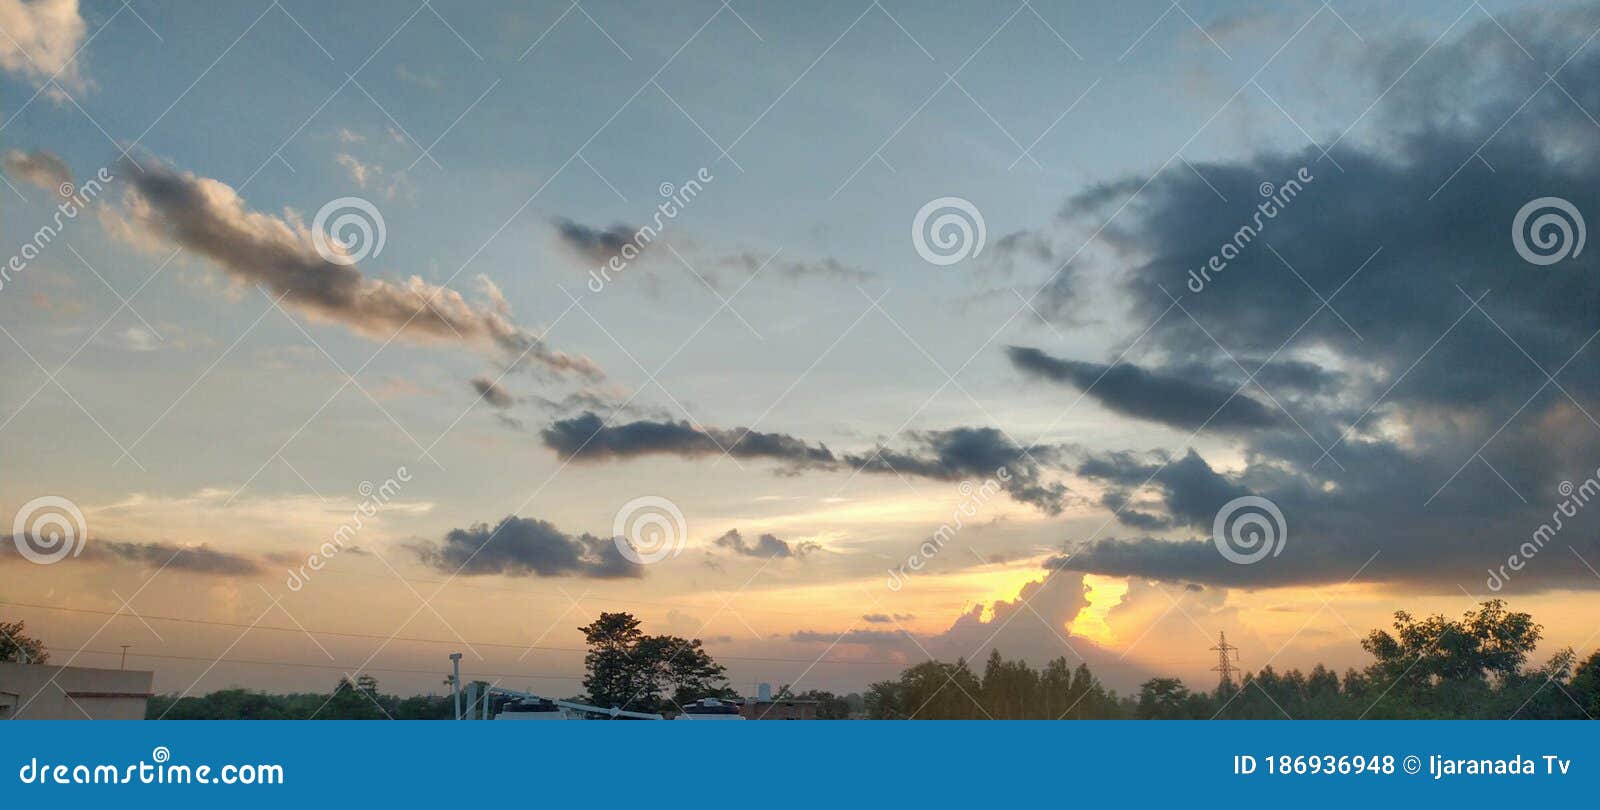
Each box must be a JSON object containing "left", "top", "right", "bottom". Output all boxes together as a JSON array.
[
  {"left": 94, "top": 540, "right": 262, "bottom": 576},
  {"left": 1007, "top": 346, "right": 1281, "bottom": 432},
  {"left": 108, "top": 160, "right": 602, "bottom": 380},
  {"left": 713, "top": 528, "right": 818, "bottom": 559},
  {"left": 469, "top": 375, "right": 516, "bottom": 409},
  {"left": 552, "top": 218, "right": 636, "bottom": 265},
  {"left": 844, "top": 426, "right": 1068, "bottom": 514},
  {"left": 1029, "top": 7, "right": 1600, "bottom": 591},
  {"left": 415, "top": 516, "right": 642, "bottom": 579},
  {"left": 543, "top": 413, "right": 1069, "bottom": 512},
  {"left": 540, "top": 412, "right": 837, "bottom": 468}
]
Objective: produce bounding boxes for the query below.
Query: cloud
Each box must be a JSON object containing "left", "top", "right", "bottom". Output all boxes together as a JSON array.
[
  {"left": 541, "top": 413, "right": 1069, "bottom": 512},
  {"left": 469, "top": 375, "right": 515, "bottom": 409},
  {"left": 335, "top": 153, "right": 375, "bottom": 188},
  {"left": 93, "top": 540, "right": 262, "bottom": 576},
  {"left": 0, "top": 0, "right": 89, "bottom": 97},
  {"left": 844, "top": 426, "right": 1068, "bottom": 514},
  {"left": 791, "top": 573, "right": 1154, "bottom": 691},
  {"left": 540, "top": 412, "right": 837, "bottom": 469},
  {"left": 1020, "top": 7, "right": 1600, "bottom": 592},
  {"left": 414, "top": 516, "right": 642, "bottom": 579},
  {"left": 1006, "top": 346, "right": 1281, "bottom": 432},
  {"left": 712, "top": 528, "right": 819, "bottom": 559},
  {"left": 1, "top": 536, "right": 262, "bottom": 576},
  {"left": 552, "top": 218, "right": 636, "bottom": 265},
  {"left": 104, "top": 159, "right": 602, "bottom": 380},
  {"left": 4, "top": 148, "right": 71, "bottom": 192},
  {"left": 861, "top": 613, "right": 914, "bottom": 623}
]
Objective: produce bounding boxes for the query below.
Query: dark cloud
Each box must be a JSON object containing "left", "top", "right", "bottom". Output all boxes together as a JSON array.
[
  {"left": 4, "top": 148, "right": 71, "bottom": 192},
  {"left": 552, "top": 218, "right": 636, "bottom": 264},
  {"left": 94, "top": 540, "right": 262, "bottom": 575},
  {"left": 845, "top": 426, "right": 1068, "bottom": 514},
  {"left": 712, "top": 528, "right": 818, "bottom": 559},
  {"left": 1029, "top": 7, "right": 1600, "bottom": 591},
  {"left": 469, "top": 375, "right": 515, "bottom": 409},
  {"left": 415, "top": 516, "right": 642, "bottom": 579},
  {"left": 540, "top": 412, "right": 837, "bottom": 469},
  {"left": 542, "top": 413, "right": 1069, "bottom": 512},
  {"left": 106, "top": 159, "right": 602, "bottom": 380},
  {"left": 1007, "top": 346, "right": 1281, "bottom": 432}
]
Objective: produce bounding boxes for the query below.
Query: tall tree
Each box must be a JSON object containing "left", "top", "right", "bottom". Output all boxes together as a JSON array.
[{"left": 578, "top": 612, "right": 732, "bottom": 714}]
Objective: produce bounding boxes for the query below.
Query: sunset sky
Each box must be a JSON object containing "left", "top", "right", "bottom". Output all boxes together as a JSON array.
[{"left": 4, "top": 0, "right": 1600, "bottom": 702}]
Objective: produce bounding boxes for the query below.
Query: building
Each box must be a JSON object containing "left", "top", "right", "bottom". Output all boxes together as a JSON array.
[
  {"left": 740, "top": 698, "right": 819, "bottom": 720},
  {"left": 0, "top": 661, "right": 154, "bottom": 720}
]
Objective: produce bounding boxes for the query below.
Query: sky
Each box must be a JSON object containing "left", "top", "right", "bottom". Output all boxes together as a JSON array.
[{"left": 4, "top": 0, "right": 1600, "bottom": 707}]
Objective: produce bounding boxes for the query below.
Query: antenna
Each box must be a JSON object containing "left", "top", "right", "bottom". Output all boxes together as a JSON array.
[{"left": 1210, "top": 631, "right": 1240, "bottom": 687}]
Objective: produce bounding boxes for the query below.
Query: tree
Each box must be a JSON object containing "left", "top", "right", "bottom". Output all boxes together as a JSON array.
[
  {"left": 1136, "top": 678, "right": 1193, "bottom": 719},
  {"left": 0, "top": 619, "right": 47, "bottom": 664},
  {"left": 577, "top": 612, "right": 732, "bottom": 714},
  {"left": 1362, "top": 600, "right": 1542, "bottom": 686},
  {"left": 579, "top": 612, "right": 651, "bottom": 709}
]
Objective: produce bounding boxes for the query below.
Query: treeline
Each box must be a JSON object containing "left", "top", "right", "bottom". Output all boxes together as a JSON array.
[
  {"left": 866, "top": 601, "right": 1600, "bottom": 719},
  {"left": 14, "top": 600, "right": 1600, "bottom": 719},
  {"left": 148, "top": 675, "right": 458, "bottom": 720}
]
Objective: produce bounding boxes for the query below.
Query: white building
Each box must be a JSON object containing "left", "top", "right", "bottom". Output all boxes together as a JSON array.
[{"left": 0, "top": 661, "right": 154, "bottom": 720}]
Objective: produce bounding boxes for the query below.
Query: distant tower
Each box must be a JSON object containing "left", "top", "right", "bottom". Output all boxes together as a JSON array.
[
  {"left": 1210, "top": 631, "right": 1240, "bottom": 687},
  {"left": 758, "top": 682, "right": 772, "bottom": 701}
]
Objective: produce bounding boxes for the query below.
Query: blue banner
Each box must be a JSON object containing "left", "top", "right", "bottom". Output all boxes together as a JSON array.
[{"left": 1, "top": 721, "right": 1592, "bottom": 806}]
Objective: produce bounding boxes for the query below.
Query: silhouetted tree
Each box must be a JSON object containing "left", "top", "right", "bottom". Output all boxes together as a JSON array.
[{"left": 0, "top": 618, "right": 47, "bottom": 664}]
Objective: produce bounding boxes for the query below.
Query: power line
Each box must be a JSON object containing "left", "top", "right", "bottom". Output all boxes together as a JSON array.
[{"left": 0, "top": 599, "right": 906, "bottom": 668}]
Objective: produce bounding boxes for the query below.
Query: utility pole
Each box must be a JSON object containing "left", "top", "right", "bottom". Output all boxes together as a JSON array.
[
  {"left": 449, "top": 653, "right": 463, "bottom": 720},
  {"left": 119, "top": 645, "right": 130, "bottom": 670},
  {"left": 1210, "top": 631, "right": 1240, "bottom": 687}
]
